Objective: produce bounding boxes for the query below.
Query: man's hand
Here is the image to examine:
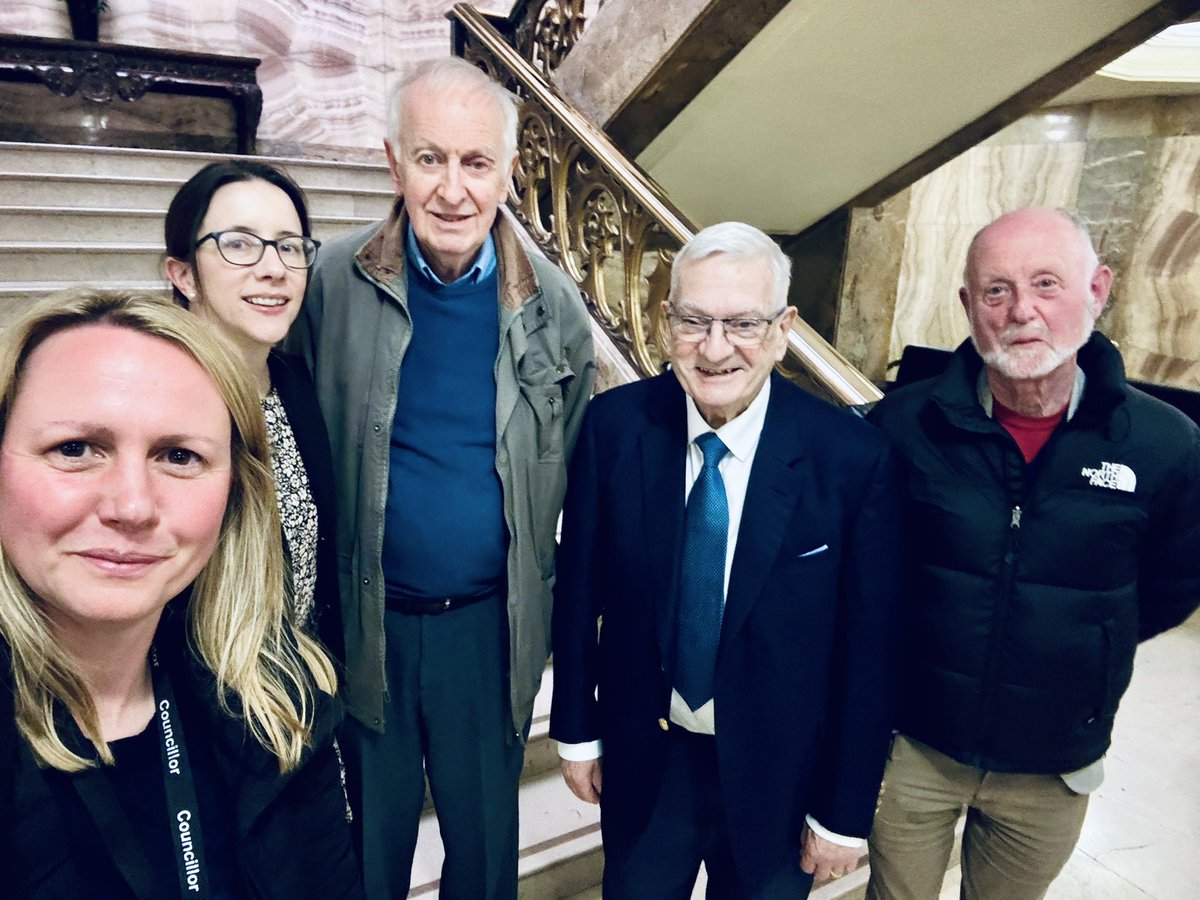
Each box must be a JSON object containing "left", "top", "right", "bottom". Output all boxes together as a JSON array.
[
  {"left": 561, "top": 758, "right": 603, "bottom": 804},
  {"left": 799, "top": 825, "right": 861, "bottom": 881}
]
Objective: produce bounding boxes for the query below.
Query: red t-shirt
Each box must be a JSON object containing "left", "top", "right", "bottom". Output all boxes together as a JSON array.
[{"left": 993, "top": 398, "right": 1066, "bottom": 463}]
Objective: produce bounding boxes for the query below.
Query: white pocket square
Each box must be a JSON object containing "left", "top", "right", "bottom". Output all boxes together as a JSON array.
[{"left": 798, "top": 544, "right": 829, "bottom": 558}]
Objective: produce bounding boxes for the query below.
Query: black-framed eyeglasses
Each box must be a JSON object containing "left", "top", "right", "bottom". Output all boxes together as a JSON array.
[
  {"left": 667, "top": 306, "right": 786, "bottom": 346},
  {"left": 196, "top": 230, "right": 320, "bottom": 270}
]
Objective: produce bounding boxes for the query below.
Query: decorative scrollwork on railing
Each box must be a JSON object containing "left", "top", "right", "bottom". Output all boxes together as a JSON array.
[
  {"left": 452, "top": 3, "right": 882, "bottom": 406},
  {"left": 512, "top": 0, "right": 589, "bottom": 77},
  {"left": 478, "top": 41, "right": 674, "bottom": 374}
]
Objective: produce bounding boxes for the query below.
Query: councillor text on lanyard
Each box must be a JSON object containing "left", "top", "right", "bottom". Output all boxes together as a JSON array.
[{"left": 72, "top": 646, "right": 212, "bottom": 899}]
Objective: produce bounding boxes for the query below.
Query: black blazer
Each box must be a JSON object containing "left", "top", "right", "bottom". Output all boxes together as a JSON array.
[
  {"left": 0, "top": 617, "right": 362, "bottom": 899},
  {"left": 550, "top": 372, "right": 903, "bottom": 889},
  {"left": 269, "top": 351, "right": 344, "bottom": 665}
]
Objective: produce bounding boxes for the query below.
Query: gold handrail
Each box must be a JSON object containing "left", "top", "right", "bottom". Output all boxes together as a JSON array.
[{"left": 450, "top": 3, "right": 883, "bottom": 407}]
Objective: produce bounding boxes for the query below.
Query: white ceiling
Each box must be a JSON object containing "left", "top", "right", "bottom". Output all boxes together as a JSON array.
[
  {"left": 636, "top": 0, "right": 1167, "bottom": 233},
  {"left": 1052, "top": 17, "right": 1200, "bottom": 105}
]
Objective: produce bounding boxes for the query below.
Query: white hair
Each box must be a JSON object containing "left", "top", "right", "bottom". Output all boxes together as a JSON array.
[
  {"left": 387, "top": 57, "right": 519, "bottom": 162},
  {"left": 670, "top": 221, "right": 792, "bottom": 311}
]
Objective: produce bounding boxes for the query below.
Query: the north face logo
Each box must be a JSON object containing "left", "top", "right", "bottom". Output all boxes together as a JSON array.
[{"left": 1080, "top": 461, "right": 1137, "bottom": 493}]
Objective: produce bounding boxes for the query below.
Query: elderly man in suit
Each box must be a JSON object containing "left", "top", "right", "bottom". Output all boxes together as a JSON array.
[{"left": 550, "top": 221, "right": 902, "bottom": 898}]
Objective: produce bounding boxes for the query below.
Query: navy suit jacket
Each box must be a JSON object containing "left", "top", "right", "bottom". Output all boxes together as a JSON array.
[{"left": 550, "top": 372, "right": 902, "bottom": 886}]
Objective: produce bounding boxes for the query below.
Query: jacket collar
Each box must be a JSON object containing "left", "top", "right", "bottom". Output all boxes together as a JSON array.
[
  {"left": 722, "top": 372, "right": 811, "bottom": 645},
  {"left": 354, "top": 200, "right": 539, "bottom": 312},
  {"left": 640, "top": 374, "right": 688, "bottom": 665},
  {"left": 929, "top": 332, "right": 1128, "bottom": 434}
]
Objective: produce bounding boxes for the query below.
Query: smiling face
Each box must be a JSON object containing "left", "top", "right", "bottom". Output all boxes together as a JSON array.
[
  {"left": 667, "top": 253, "right": 796, "bottom": 428},
  {"left": 167, "top": 178, "right": 308, "bottom": 361},
  {"left": 386, "top": 79, "right": 516, "bottom": 283},
  {"left": 0, "top": 324, "right": 232, "bottom": 645},
  {"left": 961, "top": 208, "right": 1111, "bottom": 386}
]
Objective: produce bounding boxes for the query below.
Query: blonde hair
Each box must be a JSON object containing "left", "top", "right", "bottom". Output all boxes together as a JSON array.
[{"left": 0, "top": 288, "right": 336, "bottom": 772}]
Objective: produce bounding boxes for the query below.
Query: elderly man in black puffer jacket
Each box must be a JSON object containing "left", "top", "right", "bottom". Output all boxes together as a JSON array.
[{"left": 865, "top": 207, "right": 1200, "bottom": 900}]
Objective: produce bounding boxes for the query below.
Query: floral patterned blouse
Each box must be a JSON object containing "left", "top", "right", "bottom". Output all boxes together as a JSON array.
[{"left": 261, "top": 388, "right": 319, "bottom": 629}]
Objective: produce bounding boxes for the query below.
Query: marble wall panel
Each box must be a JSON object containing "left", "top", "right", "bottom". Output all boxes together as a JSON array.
[
  {"left": 837, "top": 192, "right": 909, "bottom": 382},
  {"left": 0, "top": 0, "right": 61, "bottom": 39},
  {"left": 0, "top": 0, "right": 515, "bottom": 160},
  {"left": 1111, "top": 136, "right": 1200, "bottom": 382},
  {"left": 839, "top": 95, "right": 1200, "bottom": 391}
]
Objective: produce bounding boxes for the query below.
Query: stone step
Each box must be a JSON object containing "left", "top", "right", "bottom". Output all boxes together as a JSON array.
[
  {"left": 408, "top": 767, "right": 603, "bottom": 900},
  {"left": 0, "top": 141, "right": 391, "bottom": 191},
  {"left": 0, "top": 172, "right": 394, "bottom": 218},
  {"left": 523, "top": 663, "right": 560, "bottom": 782},
  {"left": 0, "top": 241, "right": 165, "bottom": 283},
  {"left": 0, "top": 281, "right": 166, "bottom": 327},
  {"left": 0, "top": 205, "right": 380, "bottom": 243}
]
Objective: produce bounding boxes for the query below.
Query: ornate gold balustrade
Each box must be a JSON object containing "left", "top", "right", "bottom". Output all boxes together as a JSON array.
[{"left": 450, "top": 3, "right": 882, "bottom": 407}]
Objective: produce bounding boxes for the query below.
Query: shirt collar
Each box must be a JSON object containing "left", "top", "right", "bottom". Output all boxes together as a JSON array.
[
  {"left": 976, "top": 365, "right": 1087, "bottom": 421},
  {"left": 405, "top": 224, "right": 497, "bottom": 286},
  {"left": 685, "top": 377, "right": 772, "bottom": 461}
]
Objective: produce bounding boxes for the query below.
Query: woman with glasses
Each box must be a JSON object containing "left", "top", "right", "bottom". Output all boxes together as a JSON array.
[{"left": 165, "top": 162, "right": 342, "bottom": 663}]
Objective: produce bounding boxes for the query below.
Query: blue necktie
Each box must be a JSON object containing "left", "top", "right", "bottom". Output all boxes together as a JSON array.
[{"left": 675, "top": 432, "right": 730, "bottom": 711}]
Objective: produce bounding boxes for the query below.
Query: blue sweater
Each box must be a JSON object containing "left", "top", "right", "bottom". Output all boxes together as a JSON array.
[{"left": 381, "top": 266, "right": 507, "bottom": 598}]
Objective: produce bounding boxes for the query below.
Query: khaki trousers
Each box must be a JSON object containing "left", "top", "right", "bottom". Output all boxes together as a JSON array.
[{"left": 865, "top": 734, "right": 1089, "bottom": 900}]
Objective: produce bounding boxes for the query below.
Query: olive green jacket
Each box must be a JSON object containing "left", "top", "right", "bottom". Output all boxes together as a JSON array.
[{"left": 288, "top": 201, "right": 595, "bottom": 735}]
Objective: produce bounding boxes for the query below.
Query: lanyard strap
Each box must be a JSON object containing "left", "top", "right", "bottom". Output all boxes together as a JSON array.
[
  {"left": 71, "top": 650, "right": 212, "bottom": 899},
  {"left": 151, "top": 646, "right": 211, "bottom": 899}
]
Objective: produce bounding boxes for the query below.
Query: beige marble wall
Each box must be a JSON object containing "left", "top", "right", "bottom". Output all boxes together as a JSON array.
[
  {"left": 0, "top": 0, "right": 513, "bottom": 161},
  {"left": 839, "top": 95, "right": 1200, "bottom": 390}
]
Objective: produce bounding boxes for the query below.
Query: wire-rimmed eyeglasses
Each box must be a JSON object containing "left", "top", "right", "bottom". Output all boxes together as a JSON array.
[
  {"left": 196, "top": 230, "right": 321, "bottom": 270},
  {"left": 666, "top": 306, "right": 786, "bottom": 346}
]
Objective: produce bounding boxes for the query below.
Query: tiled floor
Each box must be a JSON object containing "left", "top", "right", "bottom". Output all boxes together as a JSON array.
[{"left": 938, "top": 611, "right": 1200, "bottom": 900}]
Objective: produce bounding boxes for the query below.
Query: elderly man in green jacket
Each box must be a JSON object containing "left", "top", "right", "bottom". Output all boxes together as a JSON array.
[{"left": 288, "top": 57, "right": 595, "bottom": 900}]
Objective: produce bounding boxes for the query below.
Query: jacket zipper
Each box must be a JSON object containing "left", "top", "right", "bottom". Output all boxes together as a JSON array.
[{"left": 975, "top": 453, "right": 1025, "bottom": 764}]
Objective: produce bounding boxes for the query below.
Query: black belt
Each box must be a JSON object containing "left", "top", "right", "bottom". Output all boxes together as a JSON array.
[{"left": 385, "top": 586, "right": 499, "bottom": 615}]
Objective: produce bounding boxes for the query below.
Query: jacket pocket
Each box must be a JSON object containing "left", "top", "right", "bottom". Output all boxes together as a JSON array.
[
  {"left": 1092, "top": 616, "right": 1135, "bottom": 723},
  {"left": 520, "top": 365, "right": 574, "bottom": 460},
  {"left": 529, "top": 458, "right": 568, "bottom": 580}
]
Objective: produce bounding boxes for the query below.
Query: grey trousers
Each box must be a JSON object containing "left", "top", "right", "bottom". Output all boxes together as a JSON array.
[{"left": 345, "top": 598, "right": 526, "bottom": 900}]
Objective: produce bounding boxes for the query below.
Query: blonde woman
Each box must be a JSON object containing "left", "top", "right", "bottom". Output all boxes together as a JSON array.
[{"left": 0, "top": 289, "right": 362, "bottom": 899}]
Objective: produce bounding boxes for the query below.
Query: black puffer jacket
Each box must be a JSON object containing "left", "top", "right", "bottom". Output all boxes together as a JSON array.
[{"left": 870, "top": 333, "right": 1200, "bottom": 773}]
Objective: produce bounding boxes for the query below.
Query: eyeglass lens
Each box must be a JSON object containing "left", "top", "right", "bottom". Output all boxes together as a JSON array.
[{"left": 212, "top": 231, "right": 317, "bottom": 269}]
